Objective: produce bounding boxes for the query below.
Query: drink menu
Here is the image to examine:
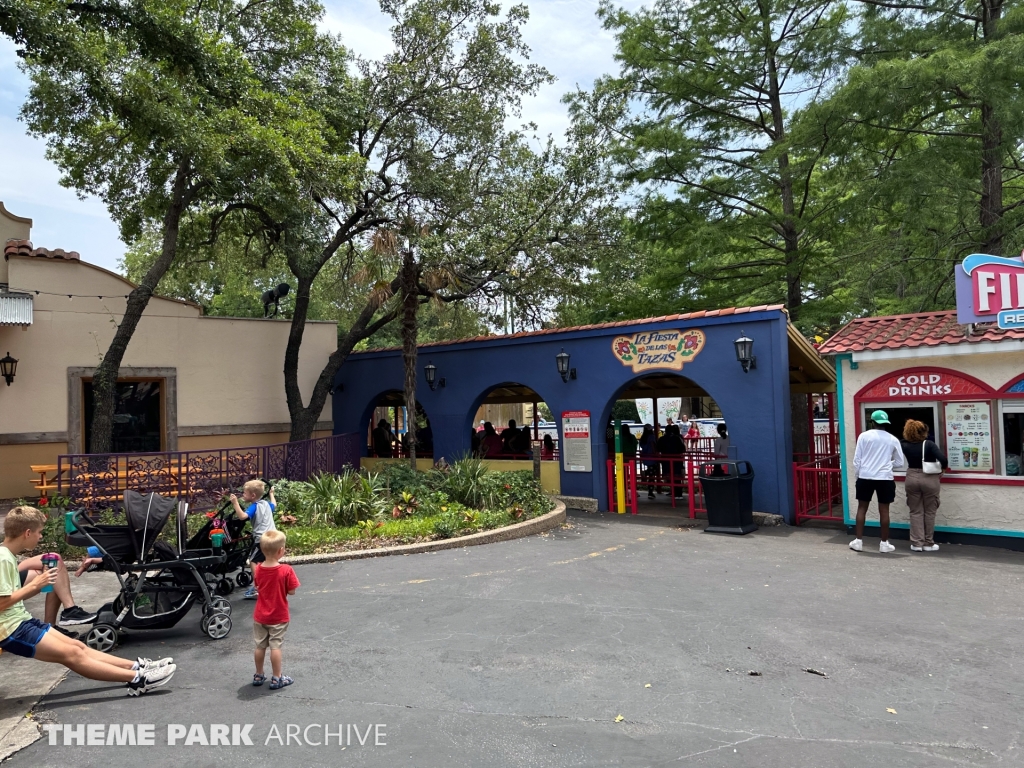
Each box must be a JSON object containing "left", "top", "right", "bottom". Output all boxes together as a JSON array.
[{"left": 944, "top": 401, "right": 993, "bottom": 472}]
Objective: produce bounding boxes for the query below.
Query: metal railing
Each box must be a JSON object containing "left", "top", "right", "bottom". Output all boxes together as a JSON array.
[
  {"left": 793, "top": 453, "right": 843, "bottom": 525},
  {"left": 607, "top": 453, "right": 720, "bottom": 517},
  {"left": 58, "top": 433, "right": 361, "bottom": 513}
]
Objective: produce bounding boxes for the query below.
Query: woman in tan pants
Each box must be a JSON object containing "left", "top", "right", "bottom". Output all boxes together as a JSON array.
[{"left": 900, "top": 420, "right": 948, "bottom": 551}]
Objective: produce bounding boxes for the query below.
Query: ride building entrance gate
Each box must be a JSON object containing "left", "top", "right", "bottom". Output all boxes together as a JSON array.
[{"left": 332, "top": 306, "right": 835, "bottom": 522}]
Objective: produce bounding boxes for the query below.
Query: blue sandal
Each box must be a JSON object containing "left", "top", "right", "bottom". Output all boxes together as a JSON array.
[
  {"left": 269, "top": 675, "right": 293, "bottom": 690},
  {"left": 252, "top": 673, "right": 266, "bottom": 686}
]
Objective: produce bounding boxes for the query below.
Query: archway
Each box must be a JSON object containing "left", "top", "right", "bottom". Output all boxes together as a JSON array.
[
  {"left": 468, "top": 382, "right": 557, "bottom": 460},
  {"left": 600, "top": 373, "right": 728, "bottom": 515},
  {"left": 364, "top": 390, "right": 433, "bottom": 459}
]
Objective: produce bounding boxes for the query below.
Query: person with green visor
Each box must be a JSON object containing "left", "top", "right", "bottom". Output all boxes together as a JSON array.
[{"left": 850, "top": 410, "right": 906, "bottom": 553}]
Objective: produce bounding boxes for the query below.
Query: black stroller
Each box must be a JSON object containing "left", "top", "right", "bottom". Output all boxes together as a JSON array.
[
  {"left": 68, "top": 490, "right": 233, "bottom": 652},
  {"left": 186, "top": 498, "right": 254, "bottom": 596}
]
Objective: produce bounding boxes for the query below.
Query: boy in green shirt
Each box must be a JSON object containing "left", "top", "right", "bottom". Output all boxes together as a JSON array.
[{"left": 0, "top": 506, "right": 176, "bottom": 695}]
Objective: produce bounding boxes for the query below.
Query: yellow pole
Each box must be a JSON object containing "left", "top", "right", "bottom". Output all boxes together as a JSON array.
[{"left": 615, "top": 419, "right": 626, "bottom": 514}]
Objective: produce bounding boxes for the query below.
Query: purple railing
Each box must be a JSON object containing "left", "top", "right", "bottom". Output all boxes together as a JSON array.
[{"left": 58, "top": 433, "right": 360, "bottom": 513}]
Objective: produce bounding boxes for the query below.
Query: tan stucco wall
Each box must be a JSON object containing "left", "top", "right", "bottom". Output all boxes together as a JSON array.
[
  {"left": 360, "top": 457, "right": 561, "bottom": 493},
  {"left": 0, "top": 256, "right": 337, "bottom": 496},
  {"left": 840, "top": 350, "right": 1024, "bottom": 535},
  {"left": 0, "top": 442, "right": 66, "bottom": 501}
]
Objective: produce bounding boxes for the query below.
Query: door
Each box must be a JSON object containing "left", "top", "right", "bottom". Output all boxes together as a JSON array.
[{"left": 83, "top": 379, "right": 164, "bottom": 453}]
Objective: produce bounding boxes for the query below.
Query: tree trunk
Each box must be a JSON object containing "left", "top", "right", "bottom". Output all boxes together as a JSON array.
[
  {"left": 400, "top": 248, "right": 419, "bottom": 467},
  {"left": 980, "top": 1, "right": 1004, "bottom": 254},
  {"left": 286, "top": 276, "right": 403, "bottom": 442},
  {"left": 89, "top": 161, "right": 192, "bottom": 454},
  {"left": 764, "top": 30, "right": 803, "bottom": 320}
]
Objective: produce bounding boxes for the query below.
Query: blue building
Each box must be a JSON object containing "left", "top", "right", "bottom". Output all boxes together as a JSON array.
[{"left": 333, "top": 306, "right": 834, "bottom": 522}]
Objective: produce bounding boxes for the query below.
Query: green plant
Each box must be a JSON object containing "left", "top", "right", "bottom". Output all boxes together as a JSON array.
[
  {"left": 435, "top": 456, "right": 492, "bottom": 509},
  {"left": 296, "top": 471, "right": 388, "bottom": 527},
  {"left": 356, "top": 519, "right": 384, "bottom": 539},
  {"left": 432, "top": 511, "right": 464, "bottom": 539},
  {"left": 391, "top": 491, "right": 420, "bottom": 519}
]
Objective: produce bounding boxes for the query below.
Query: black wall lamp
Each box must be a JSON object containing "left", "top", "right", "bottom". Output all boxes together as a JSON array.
[
  {"left": 556, "top": 349, "right": 576, "bottom": 382},
  {"left": 424, "top": 361, "right": 445, "bottom": 391},
  {"left": 734, "top": 332, "right": 756, "bottom": 373},
  {"left": 0, "top": 352, "right": 17, "bottom": 386}
]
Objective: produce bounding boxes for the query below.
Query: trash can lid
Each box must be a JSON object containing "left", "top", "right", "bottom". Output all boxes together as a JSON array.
[{"left": 697, "top": 460, "right": 754, "bottom": 479}]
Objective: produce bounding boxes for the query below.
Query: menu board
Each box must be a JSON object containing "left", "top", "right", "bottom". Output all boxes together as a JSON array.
[
  {"left": 944, "top": 401, "right": 994, "bottom": 472},
  {"left": 561, "top": 410, "right": 593, "bottom": 473}
]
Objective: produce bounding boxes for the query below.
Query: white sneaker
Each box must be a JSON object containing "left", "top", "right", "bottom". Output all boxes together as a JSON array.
[
  {"left": 923, "top": 544, "right": 940, "bottom": 552},
  {"left": 910, "top": 545, "right": 924, "bottom": 552},
  {"left": 126, "top": 664, "right": 176, "bottom": 696},
  {"left": 137, "top": 656, "right": 174, "bottom": 672},
  {"left": 879, "top": 541, "right": 896, "bottom": 553},
  {"left": 849, "top": 539, "right": 863, "bottom": 552}
]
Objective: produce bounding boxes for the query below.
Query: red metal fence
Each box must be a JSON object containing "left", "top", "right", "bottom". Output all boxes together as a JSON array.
[
  {"left": 58, "top": 433, "right": 361, "bottom": 513},
  {"left": 793, "top": 453, "right": 843, "bottom": 524},
  {"left": 606, "top": 453, "right": 718, "bottom": 517}
]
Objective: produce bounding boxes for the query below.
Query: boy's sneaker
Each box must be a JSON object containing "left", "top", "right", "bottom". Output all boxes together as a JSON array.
[
  {"left": 243, "top": 587, "right": 258, "bottom": 600},
  {"left": 59, "top": 606, "right": 98, "bottom": 625},
  {"left": 137, "top": 656, "right": 174, "bottom": 672},
  {"left": 126, "top": 664, "right": 176, "bottom": 696},
  {"left": 849, "top": 539, "right": 863, "bottom": 552},
  {"left": 879, "top": 541, "right": 896, "bottom": 553}
]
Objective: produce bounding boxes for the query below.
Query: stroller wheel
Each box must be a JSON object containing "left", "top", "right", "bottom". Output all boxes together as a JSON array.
[
  {"left": 210, "top": 597, "right": 232, "bottom": 615},
  {"left": 85, "top": 624, "right": 119, "bottom": 652},
  {"left": 201, "top": 612, "right": 232, "bottom": 639},
  {"left": 216, "top": 578, "right": 234, "bottom": 596},
  {"left": 235, "top": 571, "right": 252, "bottom": 588}
]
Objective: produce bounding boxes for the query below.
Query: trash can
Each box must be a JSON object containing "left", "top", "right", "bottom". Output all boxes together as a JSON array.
[{"left": 699, "top": 460, "right": 757, "bottom": 535}]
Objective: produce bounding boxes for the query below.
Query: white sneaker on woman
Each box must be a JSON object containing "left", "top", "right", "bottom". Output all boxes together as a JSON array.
[
  {"left": 923, "top": 544, "right": 940, "bottom": 551},
  {"left": 879, "top": 541, "right": 896, "bottom": 553}
]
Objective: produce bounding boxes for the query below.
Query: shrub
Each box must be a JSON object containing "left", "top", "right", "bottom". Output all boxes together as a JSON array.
[
  {"left": 296, "top": 470, "right": 387, "bottom": 527},
  {"left": 267, "top": 479, "right": 304, "bottom": 518},
  {"left": 434, "top": 456, "right": 492, "bottom": 509},
  {"left": 486, "top": 471, "right": 553, "bottom": 517}
]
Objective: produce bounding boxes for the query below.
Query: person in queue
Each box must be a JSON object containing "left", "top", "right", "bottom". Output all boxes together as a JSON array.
[
  {"left": 850, "top": 410, "right": 905, "bottom": 553},
  {"left": 900, "top": 419, "right": 947, "bottom": 552}
]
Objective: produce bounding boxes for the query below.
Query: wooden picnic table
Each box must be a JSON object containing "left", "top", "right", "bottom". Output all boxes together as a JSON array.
[{"left": 29, "top": 464, "right": 64, "bottom": 494}]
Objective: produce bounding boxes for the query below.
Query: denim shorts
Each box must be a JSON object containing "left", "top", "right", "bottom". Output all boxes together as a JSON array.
[{"left": 0, "top": 617, "right": 51, "bottom": 658}]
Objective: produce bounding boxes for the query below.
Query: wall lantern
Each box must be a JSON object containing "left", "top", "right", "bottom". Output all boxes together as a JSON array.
[
  {"left": 734, "top": 332, "right": 756, "bottom": 373},
  {"left": 424, "top": 361, "right": 445, "bottom": 391},
  {"left": 555, "top": 348, "right": 576, "bottom": 382},
  {"left": 0, "top": 352, "right": 17, "bottom": 386}
]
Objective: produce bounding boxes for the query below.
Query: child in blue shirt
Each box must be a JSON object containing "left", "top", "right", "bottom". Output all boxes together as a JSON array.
[{"left": 230, "top": 479, "right": 277, "bottom": 599}]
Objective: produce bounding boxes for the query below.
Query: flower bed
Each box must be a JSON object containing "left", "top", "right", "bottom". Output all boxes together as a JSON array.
[{"left": 24, "top": 458, "right": 554, "bottom": 558}]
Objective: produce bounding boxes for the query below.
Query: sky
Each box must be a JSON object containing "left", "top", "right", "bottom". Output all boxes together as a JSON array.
[{"left": 0, "top": 0, "right": 640, "bottom": 275}]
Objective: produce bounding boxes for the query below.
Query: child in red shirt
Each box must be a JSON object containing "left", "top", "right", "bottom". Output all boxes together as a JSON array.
[{"left": 251, "top": 530, "right": 300, "bottom": 690}]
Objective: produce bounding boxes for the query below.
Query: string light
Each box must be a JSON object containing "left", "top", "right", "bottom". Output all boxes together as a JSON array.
[{"left": 20, "top": 289, "right": 132, "bottom": 300}]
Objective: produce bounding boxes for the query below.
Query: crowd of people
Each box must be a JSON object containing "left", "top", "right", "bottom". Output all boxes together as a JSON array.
[{"left": 371, "top": 418, "right": 434, "bottom": 458}]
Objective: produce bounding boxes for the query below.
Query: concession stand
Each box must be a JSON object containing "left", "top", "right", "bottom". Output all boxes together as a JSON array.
[{"left": 819, "top": 254, "right": 1024, "bottom": 548}]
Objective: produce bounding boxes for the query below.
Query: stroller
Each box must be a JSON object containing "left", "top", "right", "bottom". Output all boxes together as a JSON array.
[
  {"left": 186, "top": 497, "right": 254, "bottom": 596},
  {"left": 67, "top": 490, "right": 233, "bottom": 652}
]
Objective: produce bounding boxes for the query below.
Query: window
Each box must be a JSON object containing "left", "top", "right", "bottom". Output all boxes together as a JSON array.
[
  {"left": 1001, "top": 403, "right": 1024, "bottom": 476},
  {"left": 83, "top": 379, "right": 164, "bottom": 453}
]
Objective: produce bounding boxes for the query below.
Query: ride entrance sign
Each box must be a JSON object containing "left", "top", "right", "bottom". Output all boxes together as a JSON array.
[{"left": 561, "top": 411, "right": 593, "bottom": 472}]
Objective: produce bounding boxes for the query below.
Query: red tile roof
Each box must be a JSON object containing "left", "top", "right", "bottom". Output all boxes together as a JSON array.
[
  {"left": 817, "top": 310, "right": 1024, "bottom": 355},
  {"left": 4, "top": 238, "right": 80, "bottom": 261},
  {"left": 357, "top": 304, "right": 787, "bottom": 353}
]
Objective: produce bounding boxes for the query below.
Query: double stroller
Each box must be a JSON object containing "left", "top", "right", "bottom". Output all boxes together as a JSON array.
[{"left": 67, "top": 490, "right": 234, "bottom": 651}]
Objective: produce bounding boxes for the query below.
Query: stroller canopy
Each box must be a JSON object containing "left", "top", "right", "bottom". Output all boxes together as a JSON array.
[{"left": 124, "top": 490, "right": 177, "bottom": 561}]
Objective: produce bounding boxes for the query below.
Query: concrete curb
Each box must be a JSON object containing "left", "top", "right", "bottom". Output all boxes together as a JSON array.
[
  {"left": 552, "top": 495, "right": 597, "bottom": 512},
  {"left": 280, "top": 500, "right": 567, "bottom": 566}
]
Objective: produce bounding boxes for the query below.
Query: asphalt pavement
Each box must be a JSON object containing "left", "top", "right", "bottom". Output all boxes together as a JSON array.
[{"left": 4, "top": 510, "right": 1023, "bottom": 767}]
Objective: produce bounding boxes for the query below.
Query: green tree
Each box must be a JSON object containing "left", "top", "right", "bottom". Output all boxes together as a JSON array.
[
  {"left": 1, "top": 0, "right": 350, "bottom": 452},
  {"left": 570, "top": 0, "right": 853, "bottom": 323},
  {"left": 222, "top": 0, "right": 617, "bottom": 441}
]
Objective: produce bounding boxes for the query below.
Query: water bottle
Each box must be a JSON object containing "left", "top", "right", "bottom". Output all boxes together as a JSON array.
[{"left": 40, "top": 553, "right": 58, "bottom": 593}]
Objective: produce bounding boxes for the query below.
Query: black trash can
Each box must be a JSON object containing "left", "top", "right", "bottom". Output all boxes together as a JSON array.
[{"left": 699, "top": 460, "right": 757, "bottom": 535}]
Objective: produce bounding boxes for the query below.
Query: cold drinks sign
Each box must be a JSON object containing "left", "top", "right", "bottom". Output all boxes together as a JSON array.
[{"left": 955, "top": 252, "right": 1024, "bottom": 328}]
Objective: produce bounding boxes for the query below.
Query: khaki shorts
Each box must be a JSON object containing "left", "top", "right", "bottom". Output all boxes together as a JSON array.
[{"left": 253, "top": 622, "right": 288, "bottom": 650}]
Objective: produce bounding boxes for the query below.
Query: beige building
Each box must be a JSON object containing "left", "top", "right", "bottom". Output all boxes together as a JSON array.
[
  {"left": 0, "top": 202, "right": 336, "bottom": 499},
  {"left": 820, "top": 311, "right": 1024, "bottom": 543}
]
